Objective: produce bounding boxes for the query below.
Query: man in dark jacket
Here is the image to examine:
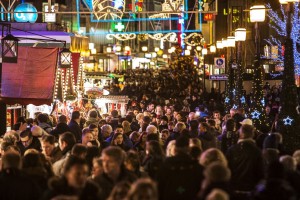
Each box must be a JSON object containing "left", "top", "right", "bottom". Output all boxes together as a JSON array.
[
  {"left": 226, "top": 124, "right": 264, "bottom": 193},
  {"left": 50, "top": 115, "right": 71, "bottom": 140},
  {"left": 198, "top": 122, "right": 217, "bottom": 151},
  {"left": 94, "top": 146, "right": 137, "bottom": 199},
  {"left": 17, "top": 129, "right": 42, "bottom": 155},
  {"left": 0, "top": 152, "right": 42, "bottom": 200},
  {"left": 158, "top": 135, "right": 204, "bottom": 200},
  {"left": 68, "top": 111, "right": 82, "bottom": 143},
  {"left": 42, "top": 156, "right": 102, "bottom": 200}
]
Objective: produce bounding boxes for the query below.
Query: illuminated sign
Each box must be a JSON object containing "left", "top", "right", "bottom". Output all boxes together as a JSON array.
[
  {"left": 204, "top": 13, "right": 214, "bottom": 21},
  {"left": 115, "top": 23, "right": 125, "bottom": 31},
  {"left": 43, "top": 3, "right": 58, "bottom": 22},
  {"left": 13, "top": 3, "right": 38, "bottom": 23},
  {"left": 209, "top": 75, "right": 228, "bottom": 81}
]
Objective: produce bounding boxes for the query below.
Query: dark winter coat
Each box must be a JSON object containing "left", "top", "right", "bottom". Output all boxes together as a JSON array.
[{"left": 157, "top": 152, "right": 204, "bottom": 200}]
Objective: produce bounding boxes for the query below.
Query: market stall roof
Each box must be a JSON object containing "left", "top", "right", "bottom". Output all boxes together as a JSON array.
[
  {"left": 1, "top": 46, "right": 58, "bottom": 106},
  {"left": 10, "top": 31, "right": 72, "bottom": 47}
]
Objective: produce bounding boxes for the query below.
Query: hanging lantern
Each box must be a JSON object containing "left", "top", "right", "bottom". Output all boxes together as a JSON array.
[
  {"left": 1, "top": 34, "right": 19, "bottom": 63},
  {"left": 59, "top": 48, "right": 72, "bottom": 68}
]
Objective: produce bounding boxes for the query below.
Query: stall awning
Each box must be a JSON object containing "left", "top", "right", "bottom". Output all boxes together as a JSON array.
[
  {"left": 1, "top": 46, "right": 58, "bottom": 106},
  {"left": 10, "top": 31, "right": 71, "bottom": 47}
]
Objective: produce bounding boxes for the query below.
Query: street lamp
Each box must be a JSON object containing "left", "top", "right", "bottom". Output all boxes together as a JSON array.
[
  {"left": 249, "top": 4, "right": 266, "bottom": 128},
  {"left": 216, "top": 41, "right": 223, "bottom": 49},
  {"left": 234, "top": 28, "right": 247, "bottom": 109},
  {"left": 277, "top": 0, "right": 300, "bottom": 153}
]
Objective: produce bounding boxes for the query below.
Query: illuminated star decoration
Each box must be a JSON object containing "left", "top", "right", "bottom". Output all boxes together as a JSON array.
[
  {"left": 232, "top": 89, "right": 236, "bottom": 96},
  {"left": 240, "top": 96, "right": 246, "bottom": 104},
  {"left": 283, "top": 116, "right": 293, "bottom": 126},
  {"left": 261, "top": 99, "right": 265, "bottom": 107},
  {"left": 251, "top": 110, "right": 261, "bottom": 119},
  {"left": 225, "top": 97, "right": 230, "bottom": 104},
  {"left": 232, "top": 104, "right": 237, "bottom": 109}
]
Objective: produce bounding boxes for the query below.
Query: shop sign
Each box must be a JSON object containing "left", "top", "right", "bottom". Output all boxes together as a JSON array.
[
  {"left": 13, "top": 3, "right": 38, "bottom": 23},
  {"left": 214, "top": 57, "right": 225, "bottom": 69},
  {"left": 209, "top": 74, "right": 228, "bottom": 81},
  {"left": 204, "top": 13, "right": 214, "bottom": 21}
]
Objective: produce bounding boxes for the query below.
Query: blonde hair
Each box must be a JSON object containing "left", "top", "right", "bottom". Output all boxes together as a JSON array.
[
  {"left": 166, "top": 140, "right": 176, "bottom": 157},
  {"left": 200, "top": 148, "right": 228, "bottom": 167}
]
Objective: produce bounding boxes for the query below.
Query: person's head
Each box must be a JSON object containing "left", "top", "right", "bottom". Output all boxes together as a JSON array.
[
  {"left": 126, "top": 178, "right": 158, "bottom": 200},
  {"left": 82, "top": 129, "right": 94, "bottom": 146},
  {"left": 175, "top": 112, "right": 183, "bottom": 122},
  {"left": 89, "top": 123, "right": 99, "bottom": 139},
  {"left": 147, "top": 103, "right": 155, "bottom": 112},
  {"left": 59, "top": 132, "right": 76, "bottom": 152},
  {"left": 129, "top": 131, "right": 140, "bottom": 144},
  {"left": 37, "top": 113, "right": 49, "bottom": 124},
  {"left": 115, "top": 125, "right": 124, "bottom": 135},
  {"left": 41, "top": 134, "right": 56, "bottom": 157},
  {"left": 1, "top": 152, "right": 22, "bottom": 170},
  {"left": 225, "top": 119, "right": 235, "bottom": 132},
  {"left": 207, "top": 119, "right": 216, "bottom": 129},
  {"left": 168, "top": 121, "right": 175, "bottom": 130},
  {"left": 124, "top": 150, "right": 140, "bottom": 172},
  {"left": 122, "top": 120, "right": 132, "bottom": 133},
  {"left": 188, "top": 112, "right": 196, "bottom": 121},
  {"left": 101, "top": 146, "right": 125, "bottom": 176},
  {"left": 166, "top": 107, "right": 172, "bottom": 115},
  {"left": 189, "top": 138, "right": 202, "bottom": 150},
  {"left": 174, "top": 122, "right": 186, "bottom": 133},
  {"left": 64, "top": 156, "right": 89, "bottom": 189},
  {"left": 213, "top": 111, "right": 221, "bottom": 119},
  {"left": 160, "top": 116, "right": 168, "bottom": 125},
  {"left": 146, "top": 125, "right": 158, "bottom": 134},
  {"left": 200, "top": 148, "right": 228, "bottom": 167},
  {"left": 143, "top": 116, "right": 151, "bottom": 125},
  {"left": 31, "top": 125, "right": 47, "bottom": 138},
  {"left": 166, "top": 140, "right": 176, "bottom": 157},
  {"left": 199, "top": 122, "right": 209, "bottom": 133},
  {"left": 22, "top": 152, "right": 43, "bottom": 169},
  {"left": 175, "top": 135, "right": 190, "bottom": 154},
  {"left": 71, "top": 144, "right": 88, "bottom": 159},
  {"left": 58, "top": 115, "right": 68, "bottom": 124},
  {"left": 111, "top": 109, "right": 119, "bottom": 118},
  {"left": 280, "top": 155, "right": 296, "bottom": 171},
  {"left": 19, "top": 130, "right": 33, "bottom": 148},
  {"left": 88, "top": 109, "right": 98, "bottom": 119},
  {"left": 71, "top": 111, "right": 81, "bottom": 121},
  {"left": 293, "top": 150, "right": 300, "bottom": 168},
  {"left": 189, "top": 120, "right": 199, "bottom": 131},
  {"left": 161, "top": 129, "right": 170, "bottom": 144},
  {"left": 229, "top": 108, "right": 237, "bottom": 117},
  {"left": 112, "top": 132, "right": 124, "bottom": 146},
  {"left": 206, "top": 189, "right": 229, "bottom": 200},
  {"left": 133, "top": 109, "right": 139, "bottom": 116},
  {"left": 239, "top": 124, "right": 254, "bottom": 139},
  {"left": 101, "top": 124, "right": 113, "bottom": 139},
  {"left": 146, "top": 140, "right": 164, "bottom": 157},
  {"left": 92, "top": 157, "right": 103, "bottom": 178},
  {"left": 204, "top": 162, "right": 231, "bottom": 183},
  {"left": 109, "top": 181, "right": 131, "bottom": 200}
]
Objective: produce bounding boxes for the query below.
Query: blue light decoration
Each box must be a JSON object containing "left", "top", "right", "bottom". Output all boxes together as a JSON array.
[
  {"left": 266, "top": 3, "right": 300, "bottom": 71},
  {"left": 233, "top": 89, "right": 236, "bottom": 96},
  {"left": 79, "top": 0, "right": 203, "bottom": 35},
  {"left": 240, "top": 96, "right": 246, "bottom": 104},
  {"left": 232, "top": 104, "right": 237, "bottom": 109},
  {"left": 261, "top": 99, "right": 265, "bottom": 107},
  {"left": 283, "top": 116, "right": 294, "bottom": 126},
  {"left": 13, "top": 3, "right": 38, "bottom": 23},
  {"left": 225, "top": 97, "right": 230, "bottom": 104},
  {"left": 251, "top": 110, "right": 261, "bottom": 119}
]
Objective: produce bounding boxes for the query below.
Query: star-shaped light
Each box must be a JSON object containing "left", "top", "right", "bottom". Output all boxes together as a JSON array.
[
  {"left": 283, "top": 116, "right": 293, "bottom": 126},
  {"left": 225, "top": 97, "right": 230, "bottom": 104},
  {"left": 261, "top": 99, "right": 265, "bottom": 107},
  {"left": 232, "top": 104, "right": 237, "bottom": 109},
  {"left": 251, "top": 110, "right": 261, "bottom": 119},
  {"left": 240, "top": 96, "right": 246, "bottom": 104},
  {"left": 232, "top": 89, "right": 236, "bottom": 95}
]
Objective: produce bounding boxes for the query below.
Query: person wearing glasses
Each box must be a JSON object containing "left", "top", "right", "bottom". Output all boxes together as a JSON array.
[{"left": 16, "top": 129, "right": 42, "bottom": 155}]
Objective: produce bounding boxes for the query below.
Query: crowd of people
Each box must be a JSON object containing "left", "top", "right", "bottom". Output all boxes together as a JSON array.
[{"left": 1, "top": 89, "right": 300, "bottom": 200}]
